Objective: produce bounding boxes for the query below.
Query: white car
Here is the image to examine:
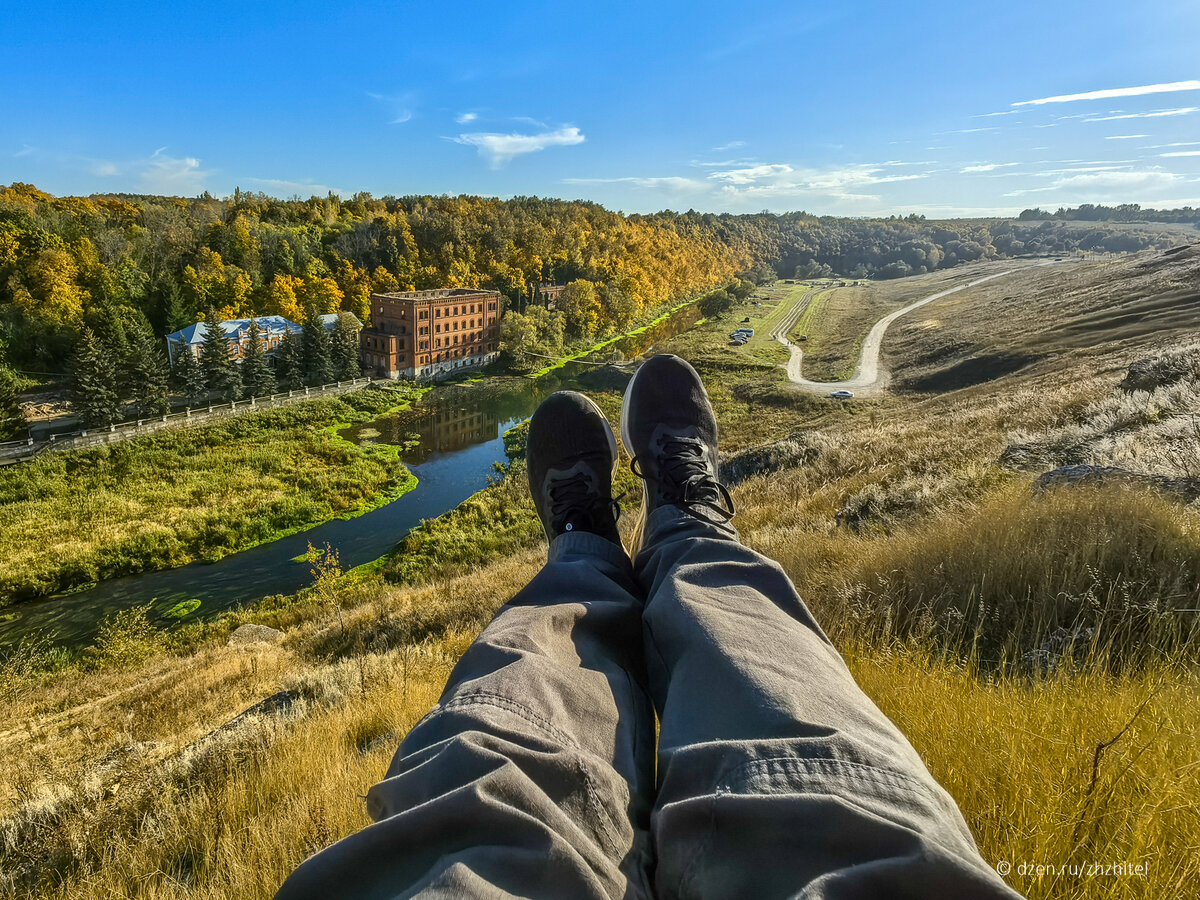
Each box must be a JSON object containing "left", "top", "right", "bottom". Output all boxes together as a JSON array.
[{"left": 828, "top": 390, "right": 854, "bottom": 399}]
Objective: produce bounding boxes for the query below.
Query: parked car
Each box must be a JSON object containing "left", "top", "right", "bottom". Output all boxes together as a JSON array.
[{"left": 828, "top": 390, "right": 854, "bottom": 399}]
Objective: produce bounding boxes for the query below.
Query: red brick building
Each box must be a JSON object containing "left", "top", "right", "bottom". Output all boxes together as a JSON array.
[{"left": 360, "top": 288, "right": 502, "bottom": 380}]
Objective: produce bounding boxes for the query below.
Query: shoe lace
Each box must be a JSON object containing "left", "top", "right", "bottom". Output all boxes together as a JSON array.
[
  {"left": 632, "top": 436, "right": 735, "bottom": 522},
  {"left": 548, "top": 471, "right": 621, "bottom": 532}
]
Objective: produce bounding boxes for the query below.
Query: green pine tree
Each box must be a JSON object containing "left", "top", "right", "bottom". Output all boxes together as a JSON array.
[
  {"left": 123, "top": 320, "right": 171, "bottom": 417},
  {"left": 160, "top": 280, "right": 191, "bottom": 334},
  {"left": 171, "top": 340, "right": 207, "bottom": 404},
  {"left": 301, "top": 306, "right": 334, "bottom": 386},
  {"left": 0, "top": 362, "right": 26, "bottom": 441},
  {"left": 200, "top": 309, "right": 242, "bottom": 401},
  {"left": 241, "top": 318, "right": 275, "bottom": 398},
  {"left": 331, "top": 312, "right": 361, "bottom": 380},
  {"left": 274, "top": 331, "right": 304, "bottom": 391},
  {"left": 73, "top": 327, "right": 124, "bottom": 427}
]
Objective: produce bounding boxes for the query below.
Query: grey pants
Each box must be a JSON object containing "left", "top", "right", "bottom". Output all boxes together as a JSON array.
[{"left": 277, "top": 507, "right": 1022, "bottom": 899}]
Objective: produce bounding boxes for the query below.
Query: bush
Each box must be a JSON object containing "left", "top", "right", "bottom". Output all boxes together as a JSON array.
[{"left": 89, "top": 604, "right": 166, "bottom": 668}]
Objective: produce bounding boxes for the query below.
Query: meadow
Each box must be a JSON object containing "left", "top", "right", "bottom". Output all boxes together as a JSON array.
[
  {"left": 0, "top": 385, "right": 424, "bottom": 605},
  {"left": 2, "top": 248, "right": 1199, "bottom": 899}
]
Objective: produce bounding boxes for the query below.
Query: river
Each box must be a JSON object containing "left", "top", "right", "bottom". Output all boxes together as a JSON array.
[{"left": 0, "top": 302, "right": 703, "bottom": 649}]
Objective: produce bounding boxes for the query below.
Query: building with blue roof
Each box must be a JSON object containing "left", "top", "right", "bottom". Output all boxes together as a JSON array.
[{"left": 165, "top": 313, "right": 361, "bottom": 366}]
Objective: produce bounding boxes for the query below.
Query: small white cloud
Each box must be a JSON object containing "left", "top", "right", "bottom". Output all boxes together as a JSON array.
[
  {"left": 961, "top": 162, "right": 1018, "bottom": 173},
  {"left": 91, "top": 161, "right": 120, "bottom": 177},
  {"left": 140, "top": 148, "right": 211, "bottom": 194},
  {"left": 712, "top": 140, "right": 746, "bottom": 151},
  {"left": 1084, "top": 107, "right": 1198, "bottom": 122},
  {"left": 1162, "top": 150, "right": 1200, "bottom": 157},
  {"left": 368, "top": 91, "right": 416, "bottom": 124},
  {"left": 1104, "top": 134, "right": 1149, "bottom": 140},
  {"left": 14, "top": 143, "right": 35, "bottom": 157},
  {"left": 454, "top": 126, "right": 585, "bottom": 168},
  {"left": 455, "top": 112, "right": 478, "bottom": 124},
  {"left": 1013, "top": 81, "right": 1200, "bottom": 106}
]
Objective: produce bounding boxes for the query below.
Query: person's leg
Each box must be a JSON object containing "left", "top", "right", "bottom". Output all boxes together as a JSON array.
[
  {"left": 622, "top": 355, "right": 1021, "bottom": 899},
  {"left": 277, "top": 392, "right": 655, "bottom": 900}
]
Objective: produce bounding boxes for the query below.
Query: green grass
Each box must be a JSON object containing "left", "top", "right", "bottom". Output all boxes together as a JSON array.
[
  {"left": 0, "top": 386, "right": 425, "bottom": 605},
  {"left": 526, "top": 287, "right": 724, "bottom": 378}
]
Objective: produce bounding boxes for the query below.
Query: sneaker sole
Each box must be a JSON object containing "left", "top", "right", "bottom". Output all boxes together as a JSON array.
[
  {"left": 620, "top": 363, "right": 651, "bottom": 555},
  {"left": 537, "top": 392, "right": 620, "bottom": 545}
]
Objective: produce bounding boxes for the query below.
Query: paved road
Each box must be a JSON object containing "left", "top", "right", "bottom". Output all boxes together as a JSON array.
[{"left": 774, "top": 271, "right": 1018, "bottom": 395}]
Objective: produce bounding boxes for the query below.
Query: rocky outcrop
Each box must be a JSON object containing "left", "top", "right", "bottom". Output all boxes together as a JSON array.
[
  {"left": 722, "top": 432, "right": 830, "bottom": 486},
  {"left": 1118, "top": 347, "right": 1199, "bottom": 393},
  {"left": 1034, "top": 465, "right": 1200, "bottom": 503},
  {"left": 227, "top": 623, "right": 285, "bottom": 645}
]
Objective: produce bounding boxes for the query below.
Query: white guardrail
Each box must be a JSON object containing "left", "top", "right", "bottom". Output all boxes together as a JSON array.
[{"left": 0, "top": 377, "right": 374, "bottom": 463}]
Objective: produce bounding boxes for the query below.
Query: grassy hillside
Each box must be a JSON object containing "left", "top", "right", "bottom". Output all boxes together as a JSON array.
[
  {"left": 2, "top": 248, "right": 1199, "bottom": 899},
  {"left": 0, "top": 386, "right": 424, "bottom": 605}
]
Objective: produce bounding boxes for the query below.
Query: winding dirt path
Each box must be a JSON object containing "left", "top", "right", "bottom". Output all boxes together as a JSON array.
[{"left": 776, "top": 270, "right": 1018, "bottom": 395}]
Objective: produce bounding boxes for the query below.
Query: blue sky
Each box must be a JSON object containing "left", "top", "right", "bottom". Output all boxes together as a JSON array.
[{"left": 3, "top": 0, "right": 1199, "bottom": 216}]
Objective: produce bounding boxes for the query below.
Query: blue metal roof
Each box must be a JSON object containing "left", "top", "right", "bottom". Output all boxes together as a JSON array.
[{"left": 166, "top": 312, "right": 361, "bottom": 346}]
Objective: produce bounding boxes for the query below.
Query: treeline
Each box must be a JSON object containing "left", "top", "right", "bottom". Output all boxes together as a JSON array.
[
  {"left": 0, "top": 183, "right": 738, "bottom": 371},
  {"left": 1019, "top": 203, "right": 1200, "bottom": 224},
  {"left": 72, "top": 307, "right": 362, "bottom": 429},
  {"left": 2, "top": 182, "right": 1193, "bottom": 381},
  {"left": 668, "top": 210, "right": 1190, "bottom": 281}
]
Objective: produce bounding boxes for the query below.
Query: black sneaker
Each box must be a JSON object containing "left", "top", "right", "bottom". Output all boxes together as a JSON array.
[
  {"left": 527, "top": 391, "right": 622, "bottom": 546},
  {"left": 620, "top": 354, "right": 735, "bottom": 544}
]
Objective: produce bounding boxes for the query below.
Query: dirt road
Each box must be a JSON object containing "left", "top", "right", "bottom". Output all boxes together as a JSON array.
[{"left": 775, "top": 271, "right": 1018, "bottom": 395}]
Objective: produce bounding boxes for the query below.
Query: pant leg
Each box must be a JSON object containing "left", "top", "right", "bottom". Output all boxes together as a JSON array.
[
  {"left": 635, "top": 506, "right": 1022, "bottom": 900},
  {"left": 277, "top": 531, "right": 656, "bottom": 900}
]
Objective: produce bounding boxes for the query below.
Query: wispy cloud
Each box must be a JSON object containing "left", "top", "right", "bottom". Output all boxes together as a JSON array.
[
  {"left": 1162, "top": 150, "right": 1200, "bottom": 157},
  {"left": 562, "top": 175, "right": 706, "bottom": 195},
  {"left": 972, "top": 110, "right": 1021, "bottom": 118},
  {"left": 453, "top": 125, "right": 585, "bottom": 168},
  {"left": 1105, "top": 134, "right": 1149, "bottom": 140},
  {"left": 1013, "top": 80, "right": 1200, "bottom": 106},
  {"left": 455, "top": 112, "right": 477, "bottom": 124},
  {"left": 91, "top": 161, "right": 120, "bottom": 177},
  {"left": 14, "top": 143, "right": 35, "bottom": 158},
  {"left": 141, "top": 148, "right": 211, "bottom": 194},
  {"left": 961, "top": 162, "right": 1018, "bottom": 173},
  {"left": 712, "top": 140, "right": 746, "bottom": 152},
  {"left": 706, "top": 162, "right": 929, "bottom": 203},
  {"left": 707, "top": 163, "right": 794, "bottom": 185},
  {"left": 243, "top": 177, "right": 349, "bottom": 197},
  {"left": 1004, "top": 168, "right": 1184, "bottom": 198},
  {"left": 937, "top": 127, "right": 1001, "bottom": 135},
  {"left": 690, "top": 158, "right": 759, "bottom": 168},
  {"left": 1084, "top": 107, "right": 1198, "bottom": 122},
  {"left": 368, "top": 91, "right": 416, "bottom": 124}
]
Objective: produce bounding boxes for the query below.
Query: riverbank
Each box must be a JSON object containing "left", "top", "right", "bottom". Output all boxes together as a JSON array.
[
  {"left": 526, "top": 288, "right": 716, "bottom": 378},
  {"left": 0, "top": 386, "right": 426, "bottom": 607}
]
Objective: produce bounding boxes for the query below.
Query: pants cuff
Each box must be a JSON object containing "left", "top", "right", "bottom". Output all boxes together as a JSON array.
[
  {"left": 548, "top": 529, "right": 632, "bottom": 570},
  {"left": 642, "top": 504, "right": 739, "bottom": 551}
]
